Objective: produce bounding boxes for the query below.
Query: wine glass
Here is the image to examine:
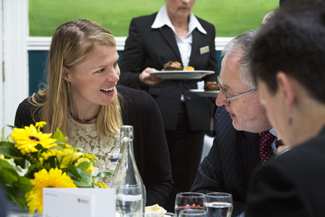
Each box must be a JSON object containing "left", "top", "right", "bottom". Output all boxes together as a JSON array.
[
  {"left": 204, "top": 192, "right": 233, "bottom": 217},
  {"left": 175, "top": 192, "right": 206, "bottom": 217},
  {"left": 179, "top": 209, "right": 207, "bottom": 217}
]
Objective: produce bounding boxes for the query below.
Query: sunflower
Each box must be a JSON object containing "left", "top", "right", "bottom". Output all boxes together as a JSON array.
[
  {"left": 26, "top": 168, "right": 77, "bottom": 214},
  {"left": 10, "top": 123, "right": 57, "bottom": 155}
]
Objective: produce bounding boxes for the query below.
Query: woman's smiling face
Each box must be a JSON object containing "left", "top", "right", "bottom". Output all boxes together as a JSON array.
[{"left": 64, "top": 44, "right": 120, "bottom": 110}]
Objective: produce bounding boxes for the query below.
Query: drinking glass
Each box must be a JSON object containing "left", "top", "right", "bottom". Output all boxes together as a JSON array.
[
  {"left": 125, "top": 213, "right": 165, "bottom": 217},
  {"left": 175, "top": 192, "right": 206, "bottom": 217},
  {"left": 204, "top": 192, "right": 233, "bottom": 217},
  {"left": 179, "top": 209, "right": 207, "bottom": 217}
]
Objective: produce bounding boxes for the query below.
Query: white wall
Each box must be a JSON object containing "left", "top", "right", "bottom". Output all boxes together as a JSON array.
[
  {"left": 0, "top": 0, "right": 3, "bottom": 133},
  {"left": 0, "top": 0, "right": 29, "bottom": 136},
  {"left": 27, "top": 36, "right": 233, "bottom": 51}
]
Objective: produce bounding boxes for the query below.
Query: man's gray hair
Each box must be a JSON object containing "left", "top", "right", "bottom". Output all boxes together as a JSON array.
[{"left": 221, "top": 30, "right": 258, "bottom": 89}]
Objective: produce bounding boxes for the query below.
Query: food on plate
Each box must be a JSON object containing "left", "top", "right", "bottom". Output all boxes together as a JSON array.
[
  {"left": 183, "top": 66, "right": 195, "bottom": 71},
  {"left": 145, "top": 204, "right": 167, "bottom": 217},
  {"left": 204, "top": 81, "right": 220, "bottom": 91},
  {"left": 163, "top": 61, "right": 182, "bottom": 71}
]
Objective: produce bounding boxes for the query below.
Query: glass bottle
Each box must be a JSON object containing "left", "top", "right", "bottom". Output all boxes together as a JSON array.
[{"left": 109, "top": 125, "right": 146, "bottom": 217}]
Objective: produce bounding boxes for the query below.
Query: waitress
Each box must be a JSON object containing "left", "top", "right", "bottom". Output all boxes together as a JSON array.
[{"left": 119, "top": 0, "right": 219, "bottom": 211}]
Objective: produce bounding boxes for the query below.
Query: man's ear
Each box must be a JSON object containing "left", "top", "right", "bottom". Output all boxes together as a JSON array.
[
  {"left": 62, "top": 66, "right": 70, "bottom": 81},
  {"left": 276, "top": 72, "right": 297, "bottom": 111}
]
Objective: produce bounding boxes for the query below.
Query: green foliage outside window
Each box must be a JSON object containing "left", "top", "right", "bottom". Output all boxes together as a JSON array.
[{"left": 29, "top": 0, "right": 278, "bottom": 37}]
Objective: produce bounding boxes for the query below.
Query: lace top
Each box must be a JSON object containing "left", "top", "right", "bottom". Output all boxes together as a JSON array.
[{"left": 66, "top": 115, "right": 120, "bottom": 184}]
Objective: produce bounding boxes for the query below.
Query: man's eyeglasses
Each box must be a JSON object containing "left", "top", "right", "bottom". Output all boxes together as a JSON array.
[{"left": 217, "top": 76, "right": 257, "bottom": 103}]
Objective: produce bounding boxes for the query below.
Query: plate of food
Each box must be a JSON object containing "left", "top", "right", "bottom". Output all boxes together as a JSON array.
[
  {"left": 189, "top": 89, "right": 219, "bottom": 97},
  {"left": 145, "top": 204, "right": 168, "bottom": 217},
  {"left": 189, "top": 81, "right": 220, "bottom": 97},
  {"left": 150, "top": 61, "right": 215, "bottom": 80}
]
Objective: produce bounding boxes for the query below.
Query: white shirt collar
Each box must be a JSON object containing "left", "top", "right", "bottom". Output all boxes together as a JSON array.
[
  {"left": 258, "top": 128, "right": 277, "bottom": 137},
  {"left": 151, "top": 5, "right": 207, "bottom": 35},
  {"left": 269, "top": 128, "right": 277, "bottom": 138}
]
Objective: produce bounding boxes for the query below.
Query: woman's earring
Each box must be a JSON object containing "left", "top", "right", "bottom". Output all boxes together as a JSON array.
[
  {"left": 288, "top": 117, "right": 293, "bottom": 125},
  {"left": 67, "top": 82, "right": 70, "bottom": 92}
]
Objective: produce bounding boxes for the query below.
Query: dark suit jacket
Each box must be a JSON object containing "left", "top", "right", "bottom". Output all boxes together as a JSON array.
[
  {"left": 191, "top": 106, "right": 260, "bottom": 216},
  {"left": 246, "top": 126, "right": 325, "bottom": 217},
  {"left": 119, "top": 12, "right": 219, "bottom": 131}
]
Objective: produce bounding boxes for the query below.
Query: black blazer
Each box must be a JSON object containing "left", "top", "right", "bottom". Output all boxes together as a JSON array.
[
  {"left": 191, "top": 106, "right": 260, "bottom": 216},
  {"left": 246, "top": 126, "right": 325, "bottom": 217},
  {"left": 119, "top": 12, "right": 219, "bottom": 131}
]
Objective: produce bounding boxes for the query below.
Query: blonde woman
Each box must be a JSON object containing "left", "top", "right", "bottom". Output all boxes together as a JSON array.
[{"left": 14, "top": 19, "right": 172, "bottom": 206}]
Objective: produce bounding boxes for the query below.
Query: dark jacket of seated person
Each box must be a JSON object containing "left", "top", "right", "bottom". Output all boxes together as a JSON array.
[{"left": 191, "top": 106, "right": 260, "bottom": 216}]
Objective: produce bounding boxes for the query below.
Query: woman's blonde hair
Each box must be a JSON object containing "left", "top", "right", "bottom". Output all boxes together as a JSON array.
[{"left": 31, "top": 19, "right": 122, "bottom": 138}]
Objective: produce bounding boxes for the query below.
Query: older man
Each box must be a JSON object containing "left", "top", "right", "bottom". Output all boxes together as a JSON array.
[{"left": 191, "top": 30, "right": 277, "bottom": 216}]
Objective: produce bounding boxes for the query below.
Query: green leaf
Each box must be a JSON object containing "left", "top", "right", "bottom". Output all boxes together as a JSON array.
[
  {"left": 18, "top": 176, "right": 35, "bottom": 193},
  {"left": 0, "top": 142, "right": 23, "bottom": 160},
  {"left": 75, "top": 147, "right": 85, "bottom": 152},
  {"left": 5, "top": 185, "right": 29, "bottom": 211},
  {"left": 25, "top": 164, "right": 38, "bottom": 178},
  {"left": 72, "top": 168, "right": 92, "bottom": 187},
  {"left": 1, "top": 127, "right": 7, "bottom": 142},
  {"left": 0, "top": 159, "right": 19, "bottom": 185},
  {"left": 35, "top": 144, "right": 43, "bottom": 150},
  {"left": 64, "top": 165, "right": 92, "bottom": 187},
  {"left": 42, "top": 156, "right": 59, "bottom": 169},
  {"left": 64, "top": 164, "right": 81, "bottom": 180},
  {"left": 75, "top": 161, "right": 91, "bottom": 170},
  {"left": 96, "top": 171, "right": 112, "bottom": 178},
  {"left": 7, "top": 125, "right": 15, "bottom": 129},
  {"left": 53, "top": 128, "right": 67, "bottom": 143},
  {"left": 56, "top": 142, "right": 67, "bottom": 147}
]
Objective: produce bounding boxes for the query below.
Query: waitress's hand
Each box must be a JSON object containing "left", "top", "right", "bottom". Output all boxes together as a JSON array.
[{"left": 139, "top": 67, "right": 163, "bottom": 86}]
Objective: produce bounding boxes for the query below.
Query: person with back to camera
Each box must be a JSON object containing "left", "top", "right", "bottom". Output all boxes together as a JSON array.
[
  {"left": 14, "top": 19, "right": 172, "bottom": 207},
  {"left": 245, "top": 0, "right": 325, "bottom": 216},
  {"left": 119, "top": 0, "right": 219, "bottom": 211}
]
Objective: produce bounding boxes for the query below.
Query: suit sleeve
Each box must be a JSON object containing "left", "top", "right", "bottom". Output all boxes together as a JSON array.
[
  {"left": 245, "top": 162, "right": 308, "bottom": 217},
  {"left": 191, "top": 106, "right": 246, "bottom": 216},
  {"left": 191, "top": 136, "right": 223, "bottom": 193},
  {"left": 119, "top": 18, "right": 145, "bottom": 90},
  {"left": 191, "top": 139, "right": 245, "bottom": 216}
]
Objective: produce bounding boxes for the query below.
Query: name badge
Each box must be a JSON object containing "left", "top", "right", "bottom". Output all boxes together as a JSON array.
[{"left": 200, "top": 46, "right": 209, "bottom": 54}]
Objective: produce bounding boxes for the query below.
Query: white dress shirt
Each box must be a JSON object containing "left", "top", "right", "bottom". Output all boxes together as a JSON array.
[
  {"left": 151, "top": 5, "right": 208, "bottom": 95},
  {"left": 151, "top": 5, "right": 207, "bottom": 68}
]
